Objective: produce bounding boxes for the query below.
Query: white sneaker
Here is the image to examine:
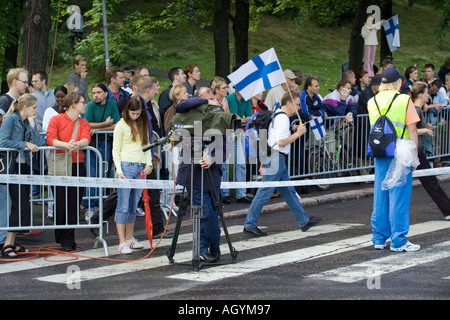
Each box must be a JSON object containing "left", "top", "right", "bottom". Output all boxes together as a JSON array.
[
  {"left": 374, "top": 242, "right": 387, "bottom": 250},
  {"left": 119, "top": 242, "right": 132, "bottom": 254},
  {"left": 390, "top": 241, "right": 420, "bottom": 252},
  {"left": 127, "top": 237, "right": 144, "bottom": 249},
  {"left": 136, "top": 207, "right": 145, "bottom": 217},
  {"left": 85, "top": 210, "right": 95, "bottom": 222}
]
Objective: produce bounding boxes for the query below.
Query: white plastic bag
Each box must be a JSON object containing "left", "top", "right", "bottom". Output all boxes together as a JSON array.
[{"left": 381, "top": 139, "right": 419, "bottom": 190}]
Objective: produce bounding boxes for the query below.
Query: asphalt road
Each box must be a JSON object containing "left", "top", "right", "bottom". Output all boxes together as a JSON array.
[{"left": 1, "top": 180, "right": 449, "bottom": 304}]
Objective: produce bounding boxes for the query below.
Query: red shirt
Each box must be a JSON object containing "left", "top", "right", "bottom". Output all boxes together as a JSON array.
[{"left": 46, "top": 113, "right": 91, "bottom": 163}]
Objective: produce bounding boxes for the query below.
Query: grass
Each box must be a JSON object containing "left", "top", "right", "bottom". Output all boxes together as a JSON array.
[{"left": 47, "top": 0, "right": 449, "bottom": 99}]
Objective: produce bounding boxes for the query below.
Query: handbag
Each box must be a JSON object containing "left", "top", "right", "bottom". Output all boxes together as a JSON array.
[{"left": 48, "top": 118, "right": 79, "bottom": 176}]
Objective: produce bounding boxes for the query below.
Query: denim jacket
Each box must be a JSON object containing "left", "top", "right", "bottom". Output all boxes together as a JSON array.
[{"left": 0, "top": 111, "right": 41, "bottom": 164}]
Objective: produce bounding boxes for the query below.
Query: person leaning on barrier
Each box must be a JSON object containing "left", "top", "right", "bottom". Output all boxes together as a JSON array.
[
  {"left": 367, "top": 68, "right": 420, "bottom": 252},
  {"left": 46, "top": 91, "right": 91, "bottom": 252},
  {"left": 0, "top": 94, "right": 41, "bottom": 258},
  {"left": 83, "top": 83, "right": 120, "bottom": 215}
]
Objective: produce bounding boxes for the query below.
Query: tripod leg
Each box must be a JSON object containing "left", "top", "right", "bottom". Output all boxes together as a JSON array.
[
  {"left": 166, "top": 186, "right": 188, "bottom": 263},
  {"left": 191, "top": 204, "right": 203, "bottom": 271},
  {"left": 205, "top": 168, "right": 238, "bottom": 262}
]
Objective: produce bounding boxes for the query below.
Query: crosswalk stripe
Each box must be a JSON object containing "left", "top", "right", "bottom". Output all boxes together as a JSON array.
[
  {"left": 305, "top": 240, "right": 450, "bottom": 283},
  {"left": 167, "top": 221, "right": 450, "bottom": 282},
  {"left": 0, "top": 225, "right": 246, "bottom": 275},
  {"left": 35, "top": 223, "right": 360, "bottom": 284}
]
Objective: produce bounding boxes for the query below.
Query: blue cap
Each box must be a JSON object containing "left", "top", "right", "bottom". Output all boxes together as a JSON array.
[{"left": 381, "top": 68, "right": 405, "bottom": 83}]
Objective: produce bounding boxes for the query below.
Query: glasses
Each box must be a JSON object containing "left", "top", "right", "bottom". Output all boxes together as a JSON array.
[
  {"left": 17, "top": 79, "right": 28, "bottom": 85},
  {"left": 199, "top": 89, "right": 211, "bottom": 97}
]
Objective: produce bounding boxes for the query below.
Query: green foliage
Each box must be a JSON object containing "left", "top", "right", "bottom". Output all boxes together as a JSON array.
[
  {"left": 254, "top": 0, "right": 359, "bottom": 27},
  {"left": 431, "top": 0, "right": 450, "bottom": 48},
  {"left": 72, "top": 0, "right": 158, "bottom": 77}
]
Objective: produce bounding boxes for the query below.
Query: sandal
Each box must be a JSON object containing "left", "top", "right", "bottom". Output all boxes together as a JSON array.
[
  {"left": 12, "top": 243, "right": 29, "bottom": 253},
  {"left": 1, "top": 245, "right": 18, "bottom": 259}
]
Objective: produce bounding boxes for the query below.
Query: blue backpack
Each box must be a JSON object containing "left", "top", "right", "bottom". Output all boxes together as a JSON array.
[{"left": 367, "top": 93, "right": 406, "bottom": 158}]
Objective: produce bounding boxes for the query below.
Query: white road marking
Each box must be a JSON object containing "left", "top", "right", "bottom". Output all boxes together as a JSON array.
[
  {"left": 167, "top": 221, "right": 450, "bottom": 282},
  {"left": 306, "top": 241, "right": 450, "bottom": 283},
  {"left": 0, "top": 225, "right": 245, "bottom": 275},
  {"left": 35, "top": 223, "right": 360, "bottom": 284}
]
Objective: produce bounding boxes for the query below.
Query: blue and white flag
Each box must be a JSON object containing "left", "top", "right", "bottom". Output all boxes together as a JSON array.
[
  {"left": 227, "top": 48, "right": 285, "bottom": 101},
  {"left": 383, "top": 15, "right": 400, "bottom": 52},
  {"left": 309, "top": 116, "right": 326, "bottom": 141}
]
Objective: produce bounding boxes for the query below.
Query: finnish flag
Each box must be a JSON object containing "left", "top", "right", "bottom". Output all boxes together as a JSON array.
[
  {"left": 227, "top": 48, "right": 285, "bottom": 101},
  {"left": 309, "top": 116, "right": 326, "bottom": 141},
  {"left": 383, "top": 15, "right": 400, "bottom": 52}
]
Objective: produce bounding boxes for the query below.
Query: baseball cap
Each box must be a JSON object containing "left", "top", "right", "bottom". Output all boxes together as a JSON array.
[
  {"left": 370, "top": 75, "right": 382, "bottom": 85},
  {"left": 284, "top": 69, "right": 297, "bottom": 80},
  {"left": 381, "top": 68, "right": 405, "bottom": 83}
]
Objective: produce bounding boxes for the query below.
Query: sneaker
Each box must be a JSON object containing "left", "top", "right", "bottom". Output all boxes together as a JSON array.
[
  {"left": 127, "top": 237, "right": 144, "bottom": 249},
  {"left": 85, "top": 210, "right": 95, "bottom": 222},
  {"left": 136, "top": 207, "right": 145, "bottom": 217},
  {"left": 119, "top": 243, "right": 132, "bottom": 254},
  {"left": 390, "top": 241, "right": 420, "bottom": 252},
  {"left": 374, "top": 242, "right": 387, "bottom": 250},
  {"left": 200, "top": 252, "right": 216, "bottom": 263},
  {"left": 444, "top": 214, "right": 450, "bottom": 221}
]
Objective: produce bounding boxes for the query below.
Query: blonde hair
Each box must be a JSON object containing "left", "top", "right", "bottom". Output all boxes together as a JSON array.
[
  {"left": 6, "top": 68, "right": 28, "bottom": 88},
  {"left": 379, "top": 79, "right": 402, "bottom": 92},
  {"left": 64, "top": 82, "right": 79, "bottom": 94},
  {"left": 4, "top": 93, "right": 37, "bottom": 118},
  {"left": 209, "top": 76, "right": 227, "bottom": 94},
  {"left": 169, "top": 85, "right": 186, "bottom": 104}
]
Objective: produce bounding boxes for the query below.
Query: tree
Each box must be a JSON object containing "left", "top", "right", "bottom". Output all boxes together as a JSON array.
[
  {"left": 213, "top": 0, "right": 231, "bottom": 78},
  {"left": 0, "top": 0, "right": 25, "bottom": 93},
  {"left": 231, "top": 0, "right": 250, "bottom": 65},
  {"left": 21, "top": 0, "right": 52, "bottom": 76}
]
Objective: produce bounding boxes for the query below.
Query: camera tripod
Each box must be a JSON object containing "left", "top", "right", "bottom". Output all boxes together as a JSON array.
[{"left": 166, "top": 139, "right": 238, "bottom": 271}]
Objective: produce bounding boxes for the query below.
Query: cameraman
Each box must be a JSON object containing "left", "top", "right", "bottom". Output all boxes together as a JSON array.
[{"left": 174, "top": 97, "right": 228, "bottom": 263}]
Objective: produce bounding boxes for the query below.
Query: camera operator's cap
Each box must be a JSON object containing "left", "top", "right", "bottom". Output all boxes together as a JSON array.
[
  {"left": 381, "top": 68, "right": 405, "bottom": 83},
  {"left": 284, "top": 69, "right": 297, "bottom": 80},
  {"left": 123, "top": 65, "right": 134, "bottom": 73},
  {"left": 370, "top": 75, "right": 382, "bottom": 85}
]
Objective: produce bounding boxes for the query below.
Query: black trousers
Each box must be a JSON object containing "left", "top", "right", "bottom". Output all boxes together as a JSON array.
[
  {"left": 147, "top": 169, "right": 164, "bottom": 234},
  {"left": 8, "top": 163, "right": 31, "bottom": 232},
  {"left": 51, "top": 163, "right": 86, "bottom": 247},
  {"left": 417, "top": 152, "right": 450, "bottom": 217}
]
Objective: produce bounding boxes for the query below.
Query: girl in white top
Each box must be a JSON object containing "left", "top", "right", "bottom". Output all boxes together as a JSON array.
[
  {"left": 112, "top": 96, "right": 152, "bottom": 254},
  {"left": 361, "top": 14, "right": 385, "bottom": 78}
]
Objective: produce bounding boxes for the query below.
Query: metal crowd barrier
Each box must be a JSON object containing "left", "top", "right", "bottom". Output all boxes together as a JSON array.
[
  {"left": 1, "top": 111, "right": 448, "bottom": 257},
  {"left": 0, "top": 145, "right": 108, "bottom": 256}
]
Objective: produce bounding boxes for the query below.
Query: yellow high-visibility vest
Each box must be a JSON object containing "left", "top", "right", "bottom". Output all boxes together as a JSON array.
[{"left": 367, "top": 89, "right": 411, "bottom": 139}]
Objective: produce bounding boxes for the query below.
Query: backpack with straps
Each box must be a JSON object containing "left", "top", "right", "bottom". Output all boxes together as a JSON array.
[
  {"left": 367, "top": 93, "right": 406, "bottom": 158},
  {"left": 244, "top": 109, "right": 286, "bottom": 159}
]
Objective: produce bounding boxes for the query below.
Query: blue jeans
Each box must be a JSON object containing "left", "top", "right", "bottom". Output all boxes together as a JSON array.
[
  {"left": 221, "top": 135, "right": 247, "bottom": 199},
  {"left": 244, "top": 153, "right": 309, "bottom": 229},
  {"left": 192, "top": 188, "right": 221, "bottom": 255},
  {"left": 114, "top": 162, "right": 145, "bottom": 224},
  {"left": 84, "top": 141, "right": 110, "bottom": 208},
  {"left": 371, "top": 157, "right": 412, "bottom": 248},
  {"left": 0, "top": 184, "right": 11, "bottom": 244}
]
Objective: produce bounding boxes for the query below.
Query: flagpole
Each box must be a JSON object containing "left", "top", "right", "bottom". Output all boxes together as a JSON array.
[{"left": 285, "top": 83, "right": 302, "bottom": 125}]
